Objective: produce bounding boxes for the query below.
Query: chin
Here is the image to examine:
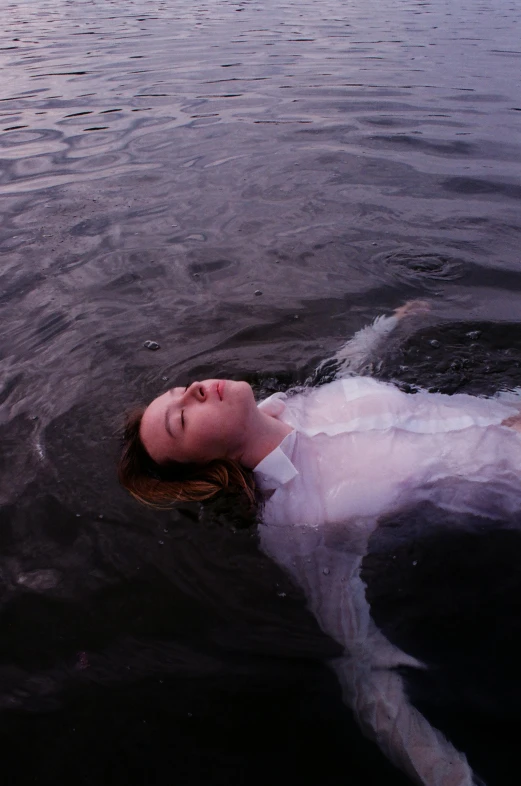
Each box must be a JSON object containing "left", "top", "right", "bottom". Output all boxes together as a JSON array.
[
  {"left": 232, "top": 379, "right": 253, "bottom": 395},
  {"left": 230, "top": 379, "right": 255, "bottom": 403}
]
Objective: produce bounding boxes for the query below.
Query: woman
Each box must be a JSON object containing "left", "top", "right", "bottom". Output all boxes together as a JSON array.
[{"left": 119, "top": 304, "right": 521, "bottom": 786}]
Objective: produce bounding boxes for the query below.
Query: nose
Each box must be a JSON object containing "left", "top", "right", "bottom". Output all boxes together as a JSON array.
[{"left": 186, "top": 381, "right": 206, "bottom": 402}]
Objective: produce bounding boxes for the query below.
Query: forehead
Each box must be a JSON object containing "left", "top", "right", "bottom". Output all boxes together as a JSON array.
[
  {"left": 144, "top": 388, "right": 171, "bottom": 422},
  {"left": 140, "top": 389, "right": 174, "bottom": 461}
]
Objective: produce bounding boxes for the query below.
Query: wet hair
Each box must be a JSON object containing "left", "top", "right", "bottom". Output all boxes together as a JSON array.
[{"left": 118, "top": 408, "right": 256, "bottom": 508}]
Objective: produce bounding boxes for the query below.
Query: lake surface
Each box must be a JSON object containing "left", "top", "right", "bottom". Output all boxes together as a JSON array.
[{"left": 1, "top": 0, "right": 521, "bottom": 783}]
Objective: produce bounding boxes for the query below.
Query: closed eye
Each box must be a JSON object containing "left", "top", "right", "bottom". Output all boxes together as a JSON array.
[{"left": 180, "top": 385, "right": 188, "bottom": 430}]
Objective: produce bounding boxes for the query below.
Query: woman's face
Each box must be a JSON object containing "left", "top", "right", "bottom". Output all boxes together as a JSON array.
[{"left": 140, "top": 379, "right": 257, "bottom": 465}]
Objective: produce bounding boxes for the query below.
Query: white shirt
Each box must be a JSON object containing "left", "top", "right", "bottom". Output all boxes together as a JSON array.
[{"left": 254, "top": 375, "right": 521, "bottom": 786}]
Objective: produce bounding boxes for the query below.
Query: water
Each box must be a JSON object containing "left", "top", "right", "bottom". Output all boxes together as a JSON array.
[{"left": 1, "top": 0, "right": 521, "bottom": 783}]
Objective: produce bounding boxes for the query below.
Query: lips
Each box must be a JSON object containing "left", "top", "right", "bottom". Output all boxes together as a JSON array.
[{"left": 217, "top": 381, "right": 224, "bottom": 400}]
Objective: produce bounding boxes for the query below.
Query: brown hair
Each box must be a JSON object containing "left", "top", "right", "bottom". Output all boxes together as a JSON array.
[{"left": 118, "top": 408, "right": 255, "bottom": 508}]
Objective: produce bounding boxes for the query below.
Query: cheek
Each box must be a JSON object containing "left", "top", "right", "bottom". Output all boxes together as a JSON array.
[
  {"left": 189, "top": 411, "right": 231, "bottom": 456},
  {"left": 206, "top": 411, "right": 240, "bottom": 452}
]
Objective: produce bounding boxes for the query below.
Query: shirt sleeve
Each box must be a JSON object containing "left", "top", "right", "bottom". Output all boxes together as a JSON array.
[
  {"left": 333, "top": 655, "right": 477, "bottom": 786},
  {"left": 316, "top": 314, "right": 399, "bottom": 379}
]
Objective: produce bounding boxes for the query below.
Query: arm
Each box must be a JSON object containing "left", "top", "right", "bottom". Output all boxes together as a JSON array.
[
  {"left": 315, "top": 300, "right": 429, "bottom": 380},
  {"left": 260, "top": 521, "right": 477, "bottom": 786},
  {"left": 333, "top": 654, "right": 478, "bottom": 786}
]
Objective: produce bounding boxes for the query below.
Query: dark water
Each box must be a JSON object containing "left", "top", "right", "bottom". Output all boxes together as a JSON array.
[{"left": 2, "top": 0, "right": 521, "bottom": 783}]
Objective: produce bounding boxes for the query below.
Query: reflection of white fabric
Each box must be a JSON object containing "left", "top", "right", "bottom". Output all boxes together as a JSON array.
[{"left": 255, "top": 373, "right": 521, "bottom": 786}]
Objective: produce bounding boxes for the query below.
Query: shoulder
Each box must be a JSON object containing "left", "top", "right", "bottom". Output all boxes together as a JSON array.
[{"left": 290, "top": 376, "right": 399, "bottom": 411}]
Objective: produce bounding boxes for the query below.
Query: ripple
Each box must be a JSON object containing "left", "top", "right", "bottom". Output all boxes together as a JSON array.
[
  {"left": 369, "top": 134, "right": 474, "bottom": 157},
  {"left": 70, "top": 216, "right": 111, "bottom": 236},
  {"left": 374, "top": 250, "right": 466, "bottom": 286},
  {"left": 442, "top": 176, "right": 521, "bottom": 199},
  {"left": 187, "top": 258, "right": 237, "bottom": 279},
  {"left": 31, "top": 311, "right": 72, "bottom": 348},
  {"left": 1, "top": 2, "right": 521, "bottom": 780},
  {"left": 63, "top": 111, "right": 92, "bottom": 118},
  {"left": 0, "top": 126, "right": 61, "bottom": 151},
  {"left": 0, "top": 269, "right": 45, "bottom": 303},
  {"left": 11, "top": 154, "right": 55, "bottom": 178}
]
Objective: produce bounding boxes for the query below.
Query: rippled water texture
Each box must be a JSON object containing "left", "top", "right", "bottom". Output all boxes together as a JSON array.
[{"left": 1, "top": 0, "right": 521, "bottom": 784}]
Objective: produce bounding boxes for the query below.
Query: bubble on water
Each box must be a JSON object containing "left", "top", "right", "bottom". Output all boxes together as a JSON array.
[{"left": 144, "top": 340, "right": 160, "bottom": 350}]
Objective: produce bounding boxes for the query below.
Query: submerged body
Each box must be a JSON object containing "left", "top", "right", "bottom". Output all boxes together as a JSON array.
[
  {"left": 122, "top": 307, "right": 521, "bottom": 786},
  {"left": 254, "top": 376, "right": 521, "bottom": 786},
  {"left": 255, "top": 374, "right": 521, "bottom": 530}
]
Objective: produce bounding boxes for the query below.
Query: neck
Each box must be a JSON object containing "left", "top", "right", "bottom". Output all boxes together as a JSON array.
[{"left": 237, "top": 409, "right": 293, "bottom": 469}]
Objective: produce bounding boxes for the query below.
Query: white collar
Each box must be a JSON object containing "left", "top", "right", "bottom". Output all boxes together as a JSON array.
[
  {"left": 253, "top": 393, "right": 298, "bottom": 490},
  {"left": 253, "top": 429, "right": 298, "bottom": 490},
  {"left": 257, "top": 391, "right": 287, "bottom": 418}
]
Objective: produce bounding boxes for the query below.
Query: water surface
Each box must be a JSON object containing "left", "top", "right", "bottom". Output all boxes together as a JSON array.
[{"left": 1, "top": 0, "right": 521, "bottom": 783}]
